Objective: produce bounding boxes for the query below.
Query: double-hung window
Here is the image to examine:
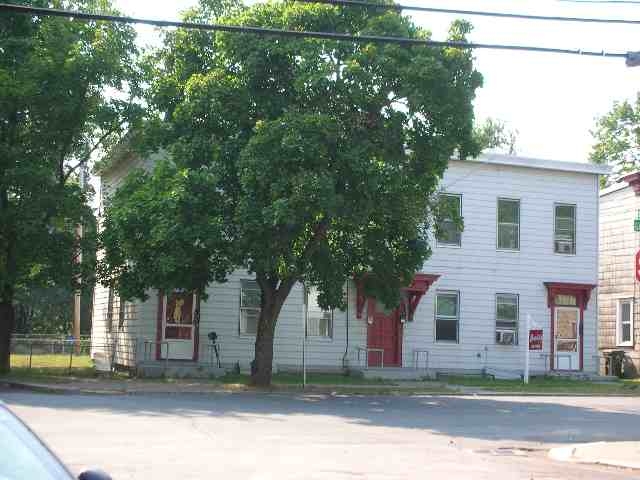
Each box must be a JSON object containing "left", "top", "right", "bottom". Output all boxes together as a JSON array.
[
  {"left": 305, "top": 287, "right": 333, "bottom": 339},
  {"left": 240, "top": 279, "right": 261, "bottom": 335},
  {"left": 497, "top": 198, "right": 520, "bottom": 250},
  {"left": 437, "top": 194, "right": 462, "bottom": 247},
  {"left": 435, "top": 291, "right": 459, "bottom": 342},
  {"left": 495, "top": 294, "right": 518, "bottom": 345},
  {"left": 554, "top": 204, "right": 576, "bottom": 255},
  {"left": 617, "top": 299, "right": 634, "bottom": 347}
]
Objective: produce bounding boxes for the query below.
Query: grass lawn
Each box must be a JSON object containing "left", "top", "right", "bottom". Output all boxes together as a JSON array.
[
  {"left": 444, "top": 375, "right": 640, "bottom": 394},
  {"left": 5, "top": 354, "right": 96, "bottom": 379}
]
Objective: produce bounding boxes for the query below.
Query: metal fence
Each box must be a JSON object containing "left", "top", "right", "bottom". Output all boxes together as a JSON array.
[{"left": 9, "top": 334, "right": 136, "bottom": 375}]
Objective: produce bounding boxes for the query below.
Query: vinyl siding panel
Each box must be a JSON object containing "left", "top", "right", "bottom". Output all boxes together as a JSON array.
[
  {"left": 93, "top": 156, "right": 601, "bottom": 374},
  {"left": 412, "top": 160, "right": 599, "bottom": 373}
]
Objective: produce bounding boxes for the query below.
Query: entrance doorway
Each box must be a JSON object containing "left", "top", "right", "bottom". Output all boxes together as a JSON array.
[
  {"left": 554, "top": 307, "right": 580, "bottom": 370},
  {"left": 367, "top": 302, "right": 402, "bottom": 367},
  {"left": 157, "top": 291, "right": 198, "bottom": 361}
]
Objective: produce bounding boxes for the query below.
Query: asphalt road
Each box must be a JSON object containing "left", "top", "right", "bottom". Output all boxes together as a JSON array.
[{"left": 2, "top": 391, "right": 639, "bottom": 480}]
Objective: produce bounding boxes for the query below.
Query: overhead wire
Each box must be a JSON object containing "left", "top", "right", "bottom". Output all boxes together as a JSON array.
[
  {"left": 0, "top": 3, "right": 631, "bottom": 61},
  {"left": 295, "top": 0, "right": 640, "bottom": 25}
]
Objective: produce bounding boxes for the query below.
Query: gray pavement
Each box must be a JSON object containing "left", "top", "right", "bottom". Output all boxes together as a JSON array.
[{"left": 2, "top": 391, "right": 639, "bottom": 479}]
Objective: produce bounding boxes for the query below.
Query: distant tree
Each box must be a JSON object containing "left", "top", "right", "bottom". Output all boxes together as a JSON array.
[
  {"left": 0, "top": 0, "right": 138, "bottom": 372},
  {"left": 473, "top": 117, "right": 517, "bottom": 154},
  {"left": 99, "top": 0, "right": 482, "bottom": 386},
  {"left": 591, "top": 93, "right": 640, "bottom": 181}
]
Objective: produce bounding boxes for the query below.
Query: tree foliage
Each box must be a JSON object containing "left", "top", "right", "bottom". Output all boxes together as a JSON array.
[
  {"left": 591, "top": 93, "right": 640, "bottom": 179},
  {"left": 0, "top": 0, "right": 138, "bottom": 371},
  {"left": 473, "top": 117, "right": 517, "bottom": 155},
  {"left": 100, "top": 0, "right": 482, "bottom": 385}
]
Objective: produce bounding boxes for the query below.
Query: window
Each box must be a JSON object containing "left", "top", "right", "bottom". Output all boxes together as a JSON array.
[
  {"left": 495, "top": 294, "right": 518, "bottom": 345},
  {"left": 306, "top": 287, "right": 333, "bottom": 338},
  {"left": 497, "top": 198, "right": 520, "bottom": 250},
  {"left": 555, "top": 294, "right": 577, "bottom": 306},
  {"left": 554, "top": 204, "right": 576, "bottom": 254},
  {"left": 435, "top": 291, "right": 459, "bottom": 342},
  {"left": 240, "top": 279, "right": 261, "bottom": 335},
  {"left": 617, "top": 299, "right": 634, "bottom": 346},
  {"left": 437, "top": 194, "right": 462, "bottom": 247}
]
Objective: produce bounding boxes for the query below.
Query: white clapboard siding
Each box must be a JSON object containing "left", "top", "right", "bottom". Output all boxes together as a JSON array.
[
  {"left": 93, "top": 153, "right": 603, "bottom": 374},
  {"left": 406, "top": 159, "right": 600, "bottom": 374}
]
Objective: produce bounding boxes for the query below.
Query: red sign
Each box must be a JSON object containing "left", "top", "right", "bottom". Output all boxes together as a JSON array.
[
  {"left": 636, "top": 250, "right": 640, "bottom": 282},
  {"left": 529, "top": 329, "right": 543, "bottom": 351}
]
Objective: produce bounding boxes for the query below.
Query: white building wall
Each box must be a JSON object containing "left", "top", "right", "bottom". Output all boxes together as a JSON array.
[
  {"left": 406, "top": 159, "right": 600, "bottom": 373},
  {"left": 93, "top": 154, "right": 602, "bottom": 374}
]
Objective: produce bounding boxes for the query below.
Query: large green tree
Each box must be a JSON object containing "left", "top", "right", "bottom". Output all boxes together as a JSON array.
[
  {"left": 99, "top": 0, "right": 482, "bottom": 386},
  {"left": 591, "top": 93, "right": 640, "bottom": 179},
  {"left": 0, "top": 0, "right": 137, "bottom": 372}
]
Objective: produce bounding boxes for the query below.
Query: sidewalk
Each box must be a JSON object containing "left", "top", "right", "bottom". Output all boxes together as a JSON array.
[
  {"left": 549, "top": 441, "right": 640, "bottom": 470},
  {"left": 2, "top": 376, "right": 639, "bottom": 396}
]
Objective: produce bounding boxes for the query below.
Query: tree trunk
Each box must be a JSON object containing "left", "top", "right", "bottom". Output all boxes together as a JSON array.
[
  {"left": 251, "top": 278, "right": 296, "bottom": 387},
  {"left": 0, "top": 301, "right": 14, "bottom": 374},
  {"left": 251, "top": 303, "right": 278, "bottom": 387}
]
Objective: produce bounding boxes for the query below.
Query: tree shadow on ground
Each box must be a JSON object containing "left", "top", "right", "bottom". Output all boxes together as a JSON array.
[{"left": 2, "top": 390, "right": 639, "bottom": 444}]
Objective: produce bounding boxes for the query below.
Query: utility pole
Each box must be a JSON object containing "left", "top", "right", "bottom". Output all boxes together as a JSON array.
[{"left": 73, "top": 165, "right": 87, "bottom": 353}]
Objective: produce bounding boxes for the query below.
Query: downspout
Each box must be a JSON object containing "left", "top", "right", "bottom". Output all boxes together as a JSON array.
[{"left": 342, "top": 281, "right": 350, "bottom": 371}]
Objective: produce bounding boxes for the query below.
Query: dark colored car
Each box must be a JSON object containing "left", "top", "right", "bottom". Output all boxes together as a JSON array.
[{"left": 0, "top": 402, "right": 110, "bottom": 480}]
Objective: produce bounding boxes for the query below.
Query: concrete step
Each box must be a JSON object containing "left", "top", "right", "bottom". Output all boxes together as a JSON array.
[{"left": 356, "top": 367, "right": 433, "bottom": 381}]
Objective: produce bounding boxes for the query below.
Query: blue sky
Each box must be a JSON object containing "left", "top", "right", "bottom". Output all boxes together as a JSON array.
[{"left": 112, "top": 0, "right": 640, "bottom": 162}]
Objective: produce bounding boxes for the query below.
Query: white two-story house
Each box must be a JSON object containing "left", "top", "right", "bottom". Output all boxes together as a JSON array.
[{"left": 91, "top": 153, "right": 607, "bottom": 377}]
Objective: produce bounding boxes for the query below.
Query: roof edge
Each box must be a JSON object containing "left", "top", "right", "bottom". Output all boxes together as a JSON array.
[{"left": 459, "top": 153, "right": 611, "bottom": 175}]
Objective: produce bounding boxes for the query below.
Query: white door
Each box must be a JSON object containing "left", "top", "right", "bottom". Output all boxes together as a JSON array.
[
  {"left": 554, "top": 307, "right": 580, "bottom": 370},
  {"left": 161, "top": 291, "right": 196, "bottom": 360}
]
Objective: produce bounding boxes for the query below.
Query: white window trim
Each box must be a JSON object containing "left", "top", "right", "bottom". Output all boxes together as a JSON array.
[
  {"left": 553, "top": 203, "right": 577, "bottom": 256},
  {"left": 495, "top": 293, "right": 519, "bottom": 346},
  {"left": 239, "top": 280, "right": 260, "bottom": 337},
  {"left": 616, "top": 298, "right": 634, "bottom": 347},
  {"left": 436, "top": 193, "right": 462, "bottom": 248},
  {"left": 496, "top": 198, "right": 520, "bottom": 252},
  {"left": 435, "top": 290, "right": 460, "bottom": 344}
]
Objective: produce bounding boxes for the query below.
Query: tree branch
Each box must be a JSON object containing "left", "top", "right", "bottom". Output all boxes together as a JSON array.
[{"left": 62, "top": 124, "right": 122, "bottom": 184}]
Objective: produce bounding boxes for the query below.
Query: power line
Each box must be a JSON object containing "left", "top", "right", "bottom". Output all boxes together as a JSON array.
[
  {"left": 296, "top": 0, "right": 640, "bottom": 24},
  {"left": 558, "top": 0, "right": 640, "bottom": 4},
  {"left": 0, "top": 3, "right": 631, "bottom": 61}
]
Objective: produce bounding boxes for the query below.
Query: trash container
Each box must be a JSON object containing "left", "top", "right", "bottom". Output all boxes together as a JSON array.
[{"left": 604, "top": 350, "right": 626, "bottom": 378}]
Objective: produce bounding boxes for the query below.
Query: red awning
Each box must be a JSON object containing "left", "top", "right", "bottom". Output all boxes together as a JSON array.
[
  {"left": 356, "top": 273, "right": 440, "bottom": 320},
  {"left": 543, "top": 282, "right": 596, "bottom": 310}
]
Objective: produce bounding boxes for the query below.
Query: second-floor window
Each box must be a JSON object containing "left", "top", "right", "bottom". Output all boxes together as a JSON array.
[
  {"left": 554, "top": 204, "right": 576, "bottom": 255},
  {"left": 240, "top": 279, "right": 261, "bottom": 335},
  {"left": 497, "top": 198, "right": 520, "bottom": 250},
  {"left": 437, "top": 194, "right": 462, "bottom": 247},
  {"left": 305, "top": 287, "right": 333, "bottom": 338}
]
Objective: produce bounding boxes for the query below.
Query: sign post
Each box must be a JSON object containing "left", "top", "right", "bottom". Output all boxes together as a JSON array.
[
  {"left": 524, "top": 314, "right": 530, "bottom": 384},
  {"left": 526, "top": 323, "right": 544, "bottom": 384}
]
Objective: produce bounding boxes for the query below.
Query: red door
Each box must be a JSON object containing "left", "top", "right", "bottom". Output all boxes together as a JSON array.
[{"left": 367, "top": 310, "right": 402, "bottom": 367}]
